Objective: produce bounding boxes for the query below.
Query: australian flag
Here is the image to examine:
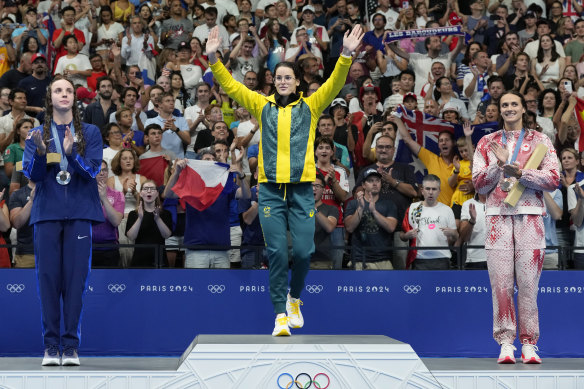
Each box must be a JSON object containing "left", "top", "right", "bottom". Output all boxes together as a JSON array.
[{"left": 393, "top": 105, "right": 499, "bottom": 183}]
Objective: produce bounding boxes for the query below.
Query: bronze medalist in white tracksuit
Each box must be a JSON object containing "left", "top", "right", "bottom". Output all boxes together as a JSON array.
[{"left": 473, "top": 128, "right": 559, "bottom": 345}]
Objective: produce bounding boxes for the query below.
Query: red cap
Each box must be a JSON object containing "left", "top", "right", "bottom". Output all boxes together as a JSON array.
[
  {"left": 449, "top": 12, "right": 462, "bottom": 25},
  {"left": 403, "top": 92, "right": 418, "bottom": 102},
  {"left": 31, "top": 53, "right": 47, "bottom": 64},
  {"left": 359, "top": 83, "right": 382, "bottom": 102}
]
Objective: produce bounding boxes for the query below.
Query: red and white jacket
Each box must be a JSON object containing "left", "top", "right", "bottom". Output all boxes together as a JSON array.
[{"left": 472, "top": 129, "right": 560, "bottom": 216}]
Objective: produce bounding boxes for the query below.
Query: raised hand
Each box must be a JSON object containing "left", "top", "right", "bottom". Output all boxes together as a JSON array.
[
  {"left": 206, "top": 26, "right": 222, "bottom": 57},
  {"left": 342, "top": 24, "right": 365, "bottom": 54},
  {"left": 463, "top": 121, "right": 473, "bottom": 137},
  {"left": 469, "top": 202, "right": 477, "bottom": 221},
  {"left": 453, "top": 155, "right": 461, "bottom": 171}
]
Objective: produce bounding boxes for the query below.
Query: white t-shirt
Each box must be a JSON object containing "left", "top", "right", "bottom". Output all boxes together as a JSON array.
[
  {"left": 289, "top": 24, "right": 330, "bottom": 48},
  {"left": 54, "top": 54, "right": 92, "bottom": 88},
  {"left": 463, "top": 72, "right": 488, "bottom": 121},
  {"left": 409, "top": 52, "right": 451, "bottom": 96},
  {"left": 234, "top": 120, "right": 259, "bottom": 174},
  {"left": 408, "top": 201, "right": 456, "bottom": 259},
  {"left": 180, "top": 63, "right": 203, "bottom": 91},
  {"left": 460, "top": 198, "right": 487, "bottom": 263},
  {"left": 184, "top": 104, "right": 206, "bottom": 146},
  {"left": 96, "top": 22, "right": 125, "bottom": 51}
]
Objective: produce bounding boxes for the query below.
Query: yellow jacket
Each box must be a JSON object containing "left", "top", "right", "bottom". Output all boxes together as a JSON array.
[{"left": 210, "top": 55, "right": 352, "bottom": 183}]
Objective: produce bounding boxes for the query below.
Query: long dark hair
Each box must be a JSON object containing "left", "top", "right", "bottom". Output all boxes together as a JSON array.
[
  {"left": 21, "top": 35, "right": 40, "bottom": 55},
  {"left": 537, "top": 34, "right": 560, "bottom": 63},
  {"left": 14, "top": 118, "right": 34, "bottom": 143},
  {"left": 462, "top": 42, "right": 482, "bottom": 66},
  {"left": 43, "top": 75, "right": 86, "bottom": 156},
  {"left": 538, "top": 88, "right": 561, "bottom": 114},
  {"left": 169, "top": 71, "right": 188, "bottom": 109},
  {"left": 265, "top": 18, "right": 287, "bottom": 47},
  {"left": 433, "top": 76, "right": 450, "bottom": 101}
]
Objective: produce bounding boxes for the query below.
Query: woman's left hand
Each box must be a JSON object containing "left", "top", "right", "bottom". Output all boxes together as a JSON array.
[{"left": 342, "top": 24, "right": 364, "bottom": 54}]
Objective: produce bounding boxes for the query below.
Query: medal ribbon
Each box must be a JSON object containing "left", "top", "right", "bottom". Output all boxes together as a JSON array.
[
  {"left": 50, "top": 121, "right": 76, "bottom": 173},
  {"left": 501, "top": 127, "right": 525, "bottom": 178}
]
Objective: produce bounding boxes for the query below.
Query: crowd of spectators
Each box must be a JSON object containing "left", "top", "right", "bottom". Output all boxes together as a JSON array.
[{"left": 0, "top": 0, "right": 582, "bottom": 270}]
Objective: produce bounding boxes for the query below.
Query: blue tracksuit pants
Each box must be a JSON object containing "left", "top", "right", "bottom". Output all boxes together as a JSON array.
[
  {"left": 35, "top": 220, "right": 92, "bottom": 348},
  {"left": 258, "top": 182, "right": 315, "bottom": 314}
]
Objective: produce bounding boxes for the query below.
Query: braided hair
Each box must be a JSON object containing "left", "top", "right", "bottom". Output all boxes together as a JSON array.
[{"left": 42, "top": 75, "right": 86, "bottom": 156}]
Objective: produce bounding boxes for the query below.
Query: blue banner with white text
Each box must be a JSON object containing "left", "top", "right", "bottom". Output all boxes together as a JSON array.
[{"left": 1, "top": 270, "right": 583, "bottom": 358}]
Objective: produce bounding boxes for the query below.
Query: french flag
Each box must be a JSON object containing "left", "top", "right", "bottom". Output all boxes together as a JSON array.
[{"left": 172, "top": 160, "right": 234, "bottom": 211}]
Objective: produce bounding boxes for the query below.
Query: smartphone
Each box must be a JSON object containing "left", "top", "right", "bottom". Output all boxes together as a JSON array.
[
  {"left": 489, "top": 14, "right": 501, "bottom": 20},
  {"left": 564, "top": 80, "right": 573, "bottom": 93},
  {"left": 402, "top": 0, "right": 409, "bottom": 8}
]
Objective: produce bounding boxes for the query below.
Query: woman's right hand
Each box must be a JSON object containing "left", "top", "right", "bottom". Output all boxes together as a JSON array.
[{"left": 32, "top": 130, "right": 46, "bottom": 155}]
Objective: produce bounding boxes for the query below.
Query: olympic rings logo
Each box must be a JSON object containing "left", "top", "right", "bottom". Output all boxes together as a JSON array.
[
  {"left": 277, "top": 373, "right": 330, "bottom": 389},
  {"left": 305, "top": 285, "right": 323, "bottom": 294},
  {"left": 6, "top": 284, "right": 25, "bottom": 293},
  {"left": 403, "top": 285, "right": 421, "bottom": 294},
  {"left": 107, "top": 284, "right": 126, "bottom": 293},
  {"left": 208, "top": 284, "right": 225, "bottom": 293}
]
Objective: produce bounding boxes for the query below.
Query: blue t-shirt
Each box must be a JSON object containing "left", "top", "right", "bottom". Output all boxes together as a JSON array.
[{"left": 238, "top": 186, "right": 264, "bottom": 246}]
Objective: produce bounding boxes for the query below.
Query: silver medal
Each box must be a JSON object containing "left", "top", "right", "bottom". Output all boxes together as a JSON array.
[
  {"left": 500, "top": 178, "right": 512, "bottom": 192},
  {"left": 56, "top": 170, "right": 71, "bottom": 185}
]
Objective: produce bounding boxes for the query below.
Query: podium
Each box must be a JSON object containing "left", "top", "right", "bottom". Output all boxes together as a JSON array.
[{"left": 1, "top": 335, "right": 582, "bottom": 388}]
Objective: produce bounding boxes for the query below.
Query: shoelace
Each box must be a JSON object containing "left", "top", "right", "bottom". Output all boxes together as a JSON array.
[
  {"left": 501, "top": 343, "right": 516, "bottom": 355},
  {"left": 522, "top": 342, "right": 539, "bottom": 355},
  {"left": 47, "top": 345, "right": 60, "bottom": 356},
  {"left": 289, "top": 299, "right": 303, "bottom": 315},
  {"left": 62, "top": 347, "right": 76, "bottom": 357},
  {"left": 276, "top": 316, "right": 288, "bottom": 326}
]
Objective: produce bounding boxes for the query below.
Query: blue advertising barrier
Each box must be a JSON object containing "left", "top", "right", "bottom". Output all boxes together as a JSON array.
[{"left": 1, "top": 269, "right": 583, "bottom": 358}]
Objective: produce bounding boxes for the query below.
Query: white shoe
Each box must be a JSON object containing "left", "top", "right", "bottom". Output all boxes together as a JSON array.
[
  {"left": 41, "top": 345, "right": 60, "bottom": 366},
  {"left": 521, "top": 342, "right": 542, "bottom": 364},
  {"left": 272, "top": 315, "right": 291, "bottom": 336},
  {"left": 61, "top": 347, "right": 80, "bottom": 366},
  {"left": 497, "top": 343, "right": 516, "bottom": 364},
  {"left": 286, "top": 295, "right": 304, "bottom": 328}
]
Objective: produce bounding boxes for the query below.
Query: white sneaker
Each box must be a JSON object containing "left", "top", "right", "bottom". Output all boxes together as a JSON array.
[
  {"left": 41, "top": 345, "right": 60, "bottom": 366},
  {"left": 61, "top": 347, "right": 80, "bottom": 366},
  {"left": 286, "top": 295, "right": 304, "bottom": 329},
  {"left": 521, "top": 342, "right": 542, "bottom": 364},
  {"left": 272, "top": 315, "right": 291, "bottom": 336},
  {"left": 497, "top": 343, "right": 516, "bottom": 364}
]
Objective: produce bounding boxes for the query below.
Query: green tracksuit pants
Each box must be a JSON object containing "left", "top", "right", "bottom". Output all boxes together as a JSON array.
[{"left": 258, "top": 182, "right": 315, "bottom": 314}]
